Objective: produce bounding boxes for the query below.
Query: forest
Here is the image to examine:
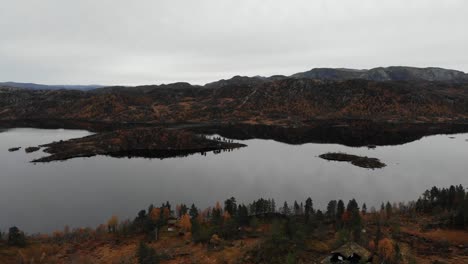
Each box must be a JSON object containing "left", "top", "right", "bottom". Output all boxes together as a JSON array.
[{"left": 1, "top": 185, "right": 468, "bottom": 263}]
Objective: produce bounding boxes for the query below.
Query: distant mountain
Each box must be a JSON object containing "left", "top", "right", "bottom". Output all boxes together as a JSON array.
[
  {"left": 290, "top": 66, "right": 468, "bottom": 82},
  {"left": 0, "top": 82, "right": 103, "bottom": 91},
  {"left": 193, "top": 66, "right": 468, "bottom": 90}
]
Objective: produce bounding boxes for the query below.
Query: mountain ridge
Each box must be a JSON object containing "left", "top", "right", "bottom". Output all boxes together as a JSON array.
[{"left": 2, "top": 66, "right": 467, "bottom": 92}]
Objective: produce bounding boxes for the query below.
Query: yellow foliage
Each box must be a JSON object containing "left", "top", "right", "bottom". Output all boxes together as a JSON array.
[
  {"left": 107, "top": 215, "right": 119, "bottom": 232},
  {"left": 108, "top": 215, "right": 118, "bottom": 226}
]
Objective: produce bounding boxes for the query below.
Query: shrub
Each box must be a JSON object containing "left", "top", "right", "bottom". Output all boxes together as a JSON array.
[{"left": 137, "top": 241, "right": 160, "bottom": 264}]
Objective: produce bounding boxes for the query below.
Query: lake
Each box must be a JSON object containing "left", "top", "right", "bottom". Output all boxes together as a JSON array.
[{"left": 1, "top": 127, "right": 468, "bottom": 233}]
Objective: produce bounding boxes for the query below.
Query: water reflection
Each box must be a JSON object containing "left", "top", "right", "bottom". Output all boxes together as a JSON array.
[{"left": 192, "top": 122, "right": 468, "bottom": 146}]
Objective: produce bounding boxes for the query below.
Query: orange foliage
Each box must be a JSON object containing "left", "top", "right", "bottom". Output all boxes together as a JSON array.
[
  {"left": 149, "top": 208, "right": 161, "bottom": 221},
  {"left": 180, "top": 213, "right": 192, "bottom": 232},
  {"left": 378, "top": 238, "right": 395, "bottom": 263}
]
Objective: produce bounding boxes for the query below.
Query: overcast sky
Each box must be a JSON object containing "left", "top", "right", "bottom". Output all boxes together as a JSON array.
[{"left": 0, "top": 0, "right": 467, "bottom": 85}]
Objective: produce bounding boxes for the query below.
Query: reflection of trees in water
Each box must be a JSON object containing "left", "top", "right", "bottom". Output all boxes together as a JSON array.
[
  {"left": 109, "top": 146, "right": 242, "bottom": 160},
  {"left": 193, "top": 122, "right": 468, "bottom": 147}
]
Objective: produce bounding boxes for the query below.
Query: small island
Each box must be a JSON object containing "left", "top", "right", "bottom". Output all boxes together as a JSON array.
[
  {"left": 25, "top": 146, "right": 40, "bottom": 153},
  {"left": 8, "top": 147, "right": 21, "bottom": 152},
  {"left": 319, "top": 152, "right": 386, "bottom": 169}
]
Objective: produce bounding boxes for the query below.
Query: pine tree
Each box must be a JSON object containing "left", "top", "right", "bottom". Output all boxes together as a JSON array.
[
  {"left": 282, "top": 201, "right": 291, "bottom": 215},
  {"left": 305, "top": 197, "right": 314, "bottom": 222},
  {"left": 326, "top": 200, "right": 337, "bottom": 220},
  {"left": 337, "top": 200, "right": 345, "bottom": 222},
  {"left": 224, "top": 197, "right": 237, "bottom": 216},
  {"left": 294, "top": 201, "right": 300, "bottom": 215},
  {"left": 362, "top": 203, "right": 367, "bottom": 215},
  {"left": 189, "top": 204, "right": 199, "bottom": 219}
]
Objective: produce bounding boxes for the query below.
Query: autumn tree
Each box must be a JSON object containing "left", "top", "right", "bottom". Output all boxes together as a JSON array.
[
  {"left": 179, "top": 213, "right": 192, "bottom": 232},
  {"left": 149, "top": 207, "right": 161, "bottom": 223},
  {"left": 107, "top": 215, "right": 118, "bottom": 233},
  {"left": 378, "top": 238, "right": 396, "bottom": 264},
  {"left": 162, "top": 207, "right": 171, "bottom": 220}
]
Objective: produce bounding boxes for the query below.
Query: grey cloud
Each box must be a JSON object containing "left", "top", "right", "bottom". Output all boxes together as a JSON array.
[{"left": 0, "top": 0, "right": 467, "bottom": 85}]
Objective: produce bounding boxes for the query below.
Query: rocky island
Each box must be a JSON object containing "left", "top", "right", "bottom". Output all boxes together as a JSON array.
[
  {"left": 319, "top": 152, "right": 386, "bottom": 169},
  {"left": 32, "top": 127, "right": 245, "bottom": 162}
]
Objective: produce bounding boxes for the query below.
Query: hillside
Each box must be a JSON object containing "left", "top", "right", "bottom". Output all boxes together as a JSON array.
[
  {"left": 1, "top": 185, "right": 468, "bottom": 264},
  {"left": 1, "top": 78, "right": 468, "bottom": 125}
]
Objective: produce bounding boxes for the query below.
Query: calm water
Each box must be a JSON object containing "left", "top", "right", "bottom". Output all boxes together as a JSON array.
[{"left": 1, "top": 127, "right": 468, "bottom": 233}]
